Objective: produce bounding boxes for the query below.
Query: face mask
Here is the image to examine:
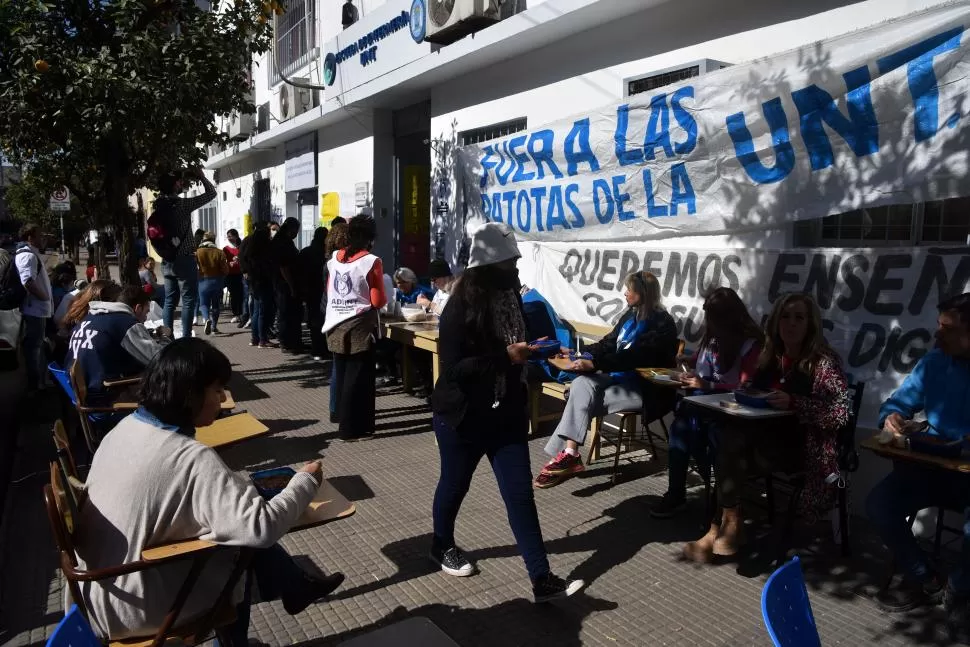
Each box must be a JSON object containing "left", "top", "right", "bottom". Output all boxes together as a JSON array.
[{"left": 488, "top": 266, "right": 520, "bottom": 291}]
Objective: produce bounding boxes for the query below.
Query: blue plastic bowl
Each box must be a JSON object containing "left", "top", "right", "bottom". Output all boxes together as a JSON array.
[
  {"left": 733, "top": 389, "right": 774, "bottom": 409},
  {"left": 530, "top": 339, "right": 561, "bottom": 358},
  {"left": 250, "top": 467, "right": 297, "bottom": 500}
]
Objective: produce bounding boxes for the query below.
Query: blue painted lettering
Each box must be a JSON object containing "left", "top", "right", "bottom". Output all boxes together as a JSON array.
[
  {"left": 509, "top": 136, "right": 534, "bottom": 182},
  {"left": 480, "top": 145, "right": 498, "bottom": 189},
  {"left": 495, "top": 141, "right": 514, "bottom": 186},
  {"left": 644, "top": 93, "right": 674, "bottom": 161},
  {"left": 671, "top": 86, "right": 697, "bottom": 155},
  {"left": 516, "top": 190, "right": 532, "bottom": 232},
  {"left": 564, "top": 119, "right": 601, "bottom": 176},
  {"left": 642, "top": 169, "right": 668, "bottom": 217},
  {"left": 530, "top": 187, "right": 547, "bottom": 231},
  {"left": 614, "top": 104, "right": 644, "bottom": 166},
  {"left": 670, "top": 163, "right": 696, "bottom": 215},
  {"left": 726, "top": 97, "right": 795, "bottom": 184},
  {"left": 592, "top": 179, "right": 615, "bottom": 224},
  {"left": 546, "top": 185, "right": 570, "bottom": 231},
  {"left": 565, "top": 184, "right": 585, "bottom": 228},
  {"left": 502, "top": 191, "right": 516, "bottom": 227},
  {"left": 612, "top": 175, "right": 635, "bottom": 221},
  {"left": 527, "top": 130, "right": 563, "bottom": 180}
]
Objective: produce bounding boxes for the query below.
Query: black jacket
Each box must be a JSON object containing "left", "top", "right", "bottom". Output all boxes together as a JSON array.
[
  {"left": 431, "top": 293, "right": 527, "bottom": 432},
  {"left": 586, "top": 307, "right": 679, "bottom": 374}
]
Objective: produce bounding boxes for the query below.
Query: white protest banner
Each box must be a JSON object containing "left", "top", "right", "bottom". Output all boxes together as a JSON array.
[
  {"left": 457, "top": 3, "right": 970, "bottom": 243},
  {"left": 519, "top": 241, "right": 970, "bottom": 425}
]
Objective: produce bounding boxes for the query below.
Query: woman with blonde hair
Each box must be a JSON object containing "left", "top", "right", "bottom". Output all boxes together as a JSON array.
[
  {"left": 534, "top": 271, "right": 678, "bottom": 489},
  {"left": 682, "top": 292, "right": 849, "bottom": 563}
]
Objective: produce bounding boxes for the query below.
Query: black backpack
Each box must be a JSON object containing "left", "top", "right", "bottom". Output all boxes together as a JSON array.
[
  {"left": 147, "top": 197, "right": 181, "bottom": 262},
  {"left": 0, "top": 247, "right": 32, "bottom": 310}
]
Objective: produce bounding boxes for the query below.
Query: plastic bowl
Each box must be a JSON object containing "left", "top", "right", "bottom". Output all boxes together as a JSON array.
[
  {"left": 402, "top": 307, "right": 429, "bottom": 323},
  {"left": 733, "top": 389, "right": 774, "bottom": 409},
  {"left": 250, "top": 467, "right": 297, "bottom": 500}
]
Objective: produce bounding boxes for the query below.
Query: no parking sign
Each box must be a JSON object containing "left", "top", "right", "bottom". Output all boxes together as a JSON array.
[{"left": 49, "top": 187, "right": 70, "bottom": 212}]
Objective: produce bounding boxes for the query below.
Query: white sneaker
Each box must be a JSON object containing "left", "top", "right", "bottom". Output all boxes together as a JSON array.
[
  {"left": 230, "top": 316, "right": 239, "bottom": 323},
  {"left": 243, "top": 319, "right": 252, "bottom": 328},
  {"left": 195, "top": 316, "right": 203, "bottom": 326}
]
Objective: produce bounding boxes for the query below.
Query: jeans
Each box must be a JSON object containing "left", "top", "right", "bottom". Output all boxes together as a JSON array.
[
  {"left": 22, "top": 314, "right": 47, "bottom": 390},
  {"left": 666, "top": 399, "right": 718, "bottom": 499},
  {"left": 250, "top": 283, "right": 275, "bottom": 345},
  {"left": 866, "top": 462, "right": 970, "bottom": 592},
  {"left": 198, "top": 277, "right": 224, "bottom": 328},
  {"left": 276, "top": 284, "right": 301, "bottom": 349},
  {"left": 215, "top": 544, "right": 318, "bottom": 647},
  {"left": 225, "top": 274, "right": 243, "bottom": 317},
  {"left": 241, "top": 278, "right": 250, "bottom": 319},
  {"left": 432, "top": 412, "right": 550, "bottom": 581},
  {"left": 161, "top": 255, "right": 199, "bottom": 339}
]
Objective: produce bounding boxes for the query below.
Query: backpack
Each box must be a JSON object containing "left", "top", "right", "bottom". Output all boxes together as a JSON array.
[
  {"left": 147, "top": 196, "right": 181, "bottom": 262},
  {"left": 0, "top": 247, "right": 32, "bottom": 310}
]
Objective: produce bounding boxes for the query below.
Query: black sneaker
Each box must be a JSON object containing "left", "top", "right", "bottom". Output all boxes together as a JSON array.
[
  {"left": 650, "top": 492, "right": 687, "bottom": 519},
  {"left": 877, "top": 574, "right": 945, "bottom": 612},
  {"left": 281, "top": 571, "right": 345, "bottom": 615},
  {"left": 204, "top": 320, "right": 212, "bottom": 335},
  {"left": 533, "top": 573, "right": 585, "bottom": 603},
  {"left": 429, "top": 545, "right": 475, "bottom": 577},
  {"left": 946, "top": 587, "right": 970, "bottom": 643}
]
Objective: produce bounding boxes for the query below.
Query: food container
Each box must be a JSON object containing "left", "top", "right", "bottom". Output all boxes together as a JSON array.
[
  {"left": 402, "top": 306, "right": 429, "bottom": 323},
  {"left": 733, "top": 389, "right": 774, "bottom": 409},
  {"left": 250, "top": 467, "right": 297, "bottom": 500}
]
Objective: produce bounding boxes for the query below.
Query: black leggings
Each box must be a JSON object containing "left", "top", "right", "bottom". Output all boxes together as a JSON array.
[{"left": 332, "top": 346, "right": 376, "bottom": 439}]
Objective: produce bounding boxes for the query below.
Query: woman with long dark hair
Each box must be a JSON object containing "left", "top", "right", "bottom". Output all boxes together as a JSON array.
[
  {"left": 323, "top": 216, "right": 385, "bottom": 441},
  {"left": 682, "top": 292, "right": 848, "bottom": 563},
  {"left": 650, "top": 287, "right": 764, "bottom": 518},
  {"left": 298, "top": 226, "right": 329, "bottom": 360},
  {"left": 429, "top": 222, "right": 584, "bottom": 603},
  {"left": 239, "top": 223, "right": 277, "bottom": 349}
]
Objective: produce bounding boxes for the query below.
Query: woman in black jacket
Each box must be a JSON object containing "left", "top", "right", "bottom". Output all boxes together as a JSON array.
[
  {"left": 430, "top": 222, "right": 584, "bottom": 604},
  {"left": 238, "top": 223, "right": 277, "bottom": 348},
  {"left": 534, "top": 271, "right": 677, "bottom": 489}
]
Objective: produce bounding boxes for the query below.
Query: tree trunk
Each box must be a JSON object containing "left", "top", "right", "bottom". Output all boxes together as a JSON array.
[{"left": 95, "top": 241, "right": 109, "bottom": 281}]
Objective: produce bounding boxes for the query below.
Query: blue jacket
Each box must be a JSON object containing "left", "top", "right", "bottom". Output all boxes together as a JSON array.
[
  {"left": 65, "top": 302, "right": 163, "bottom": 405},
  {"left": 879, "top": 348, "right": 970, "bottom": 441},
  {"left": 396, "top": 284, "right": 435, "bottom": 305}
]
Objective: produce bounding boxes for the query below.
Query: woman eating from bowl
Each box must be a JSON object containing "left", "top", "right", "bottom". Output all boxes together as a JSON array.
[
  {"left": 682, "top": 292, "right": 849, "bottom": 563},
  {"left": 534, "top": 271, "right": 678, "bottom": 489},
  {"left": 650, "top": 287, "right": 764, "bottom": 519},
  {"left": 73, "top": 338, "right": 343, "bottom": 644}
]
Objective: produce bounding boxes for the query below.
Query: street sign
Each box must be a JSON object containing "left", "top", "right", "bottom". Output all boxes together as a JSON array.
[{"left": 49, "top": 187, "right": 70, "bottom": 212}]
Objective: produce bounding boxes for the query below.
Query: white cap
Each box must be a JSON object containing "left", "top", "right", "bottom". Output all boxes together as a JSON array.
[{"left": 466, "top": 222, "right": 521, "bottom": 269}]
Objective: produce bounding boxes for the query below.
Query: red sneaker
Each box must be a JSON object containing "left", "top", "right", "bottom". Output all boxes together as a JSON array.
[{"left": 542, "top": 450, "right": 584, "bottom": 476}]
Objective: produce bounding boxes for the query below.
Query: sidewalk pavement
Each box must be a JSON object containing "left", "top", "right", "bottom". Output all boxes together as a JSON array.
[{"left": 0, "top": 320, "right": 956, "bottom": 646}]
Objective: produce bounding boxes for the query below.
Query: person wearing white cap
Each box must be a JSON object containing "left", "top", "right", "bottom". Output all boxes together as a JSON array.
[{"left": 429, "top": 221, "right": 585, "bottom": 603}]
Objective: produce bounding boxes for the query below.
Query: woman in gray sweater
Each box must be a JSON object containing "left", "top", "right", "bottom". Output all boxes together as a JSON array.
[{"left": 73, "top": 339, "right": 343, "bottom": 644}]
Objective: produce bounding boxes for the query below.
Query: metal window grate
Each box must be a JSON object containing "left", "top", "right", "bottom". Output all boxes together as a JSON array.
[
  {"left": 269, "top": 0, "right": 316, "bottom": 87},
  {"left": 628, "top": 65, "right": 699, "bottom": 96},
  {"left": 459, "top": 118, "right": 528, "bottom": 146},
  {"left": 922, "top": 197, "right": 970, "bottom": 244},
  {"left": 794, "top": 197, "right": 970, "bottom": 246}
]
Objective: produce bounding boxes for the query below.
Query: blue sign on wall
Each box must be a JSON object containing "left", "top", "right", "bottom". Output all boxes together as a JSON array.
[{"left": 409, "top": 0, "right": 427, "bottom": 43}]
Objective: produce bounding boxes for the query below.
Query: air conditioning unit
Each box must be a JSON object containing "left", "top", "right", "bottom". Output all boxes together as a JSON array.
[
  {"left": 424, "top": 0, "right": 501, "bottom": 45},
  {"left": 278, "top": 81, "right": 314, "bottom": 122},
  {"left": 228, "top": 112, "right": 255, "bottom": 141}
]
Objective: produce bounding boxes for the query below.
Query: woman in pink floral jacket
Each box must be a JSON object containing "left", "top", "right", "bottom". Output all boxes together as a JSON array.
[{"left": 683, "top": 292, "right": 849, "bottom": 564}]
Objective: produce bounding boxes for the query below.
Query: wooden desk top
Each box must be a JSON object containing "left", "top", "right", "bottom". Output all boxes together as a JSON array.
[
  {"left": 637, "top": 368, "right": 684, "bottom": 387},
  {"left": 142, "top": 479, "right": 356, "bottom": 561},
  {"left": 114, "top": 390, "right": 235, "bottom": 412},
  {"left": 195, "top": 412, "right": 270, "bottom": 450},
  {"left": 860, "top": 436, "right": 970, "bottom": 473},
  {"left": 683, "top": 393, "right": 794, "bottom": 419}
]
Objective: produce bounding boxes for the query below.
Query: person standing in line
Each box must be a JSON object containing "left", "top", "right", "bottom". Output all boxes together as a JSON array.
[
  {"left": 158, "top": 169, "right": 216, "bottom": 338},
  {"left": 298, "top": 227, "right": 329, "bottom": 361},
  {"left": 223, "top": 229, "right": 245, "bottom": 325},
  {"left": 429, "top": 222, "right": 585, "bottom": 602},
  {"left": 196, "top": 231, "right": 229, "bottom": 335},
  {"left": 271, "top": 218, "right": 302, "bottom": 353},
  {"left": 323, "top": 217, "right": 385, "bottom": 441},
  {"left": 192, "top": 229, "right": 206, "bottom": 326},
  {"left": 14, "top": 223, "right": 53, "bottom": 394},
  {"left": 239, "top": 224, "right": 277, "bottom": 349},
  {"left": 324, "top": 222, "right": 350, "bottom": 423}
]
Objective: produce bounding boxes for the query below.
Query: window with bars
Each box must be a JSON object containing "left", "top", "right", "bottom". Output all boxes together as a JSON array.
[
  {"left": 459, "top": 118, "right": 528, "bottom": 146},
  {"left": 628, "top": 65, "right": 700, "bottom": 96},
  {"left": 194, "top": 199, "right": 219, "bottom": 241},
  {"left": 270, "top": 1, "right": 316, "bottom": 86},
  {"left": 794, "top": 197, "right": 970, "bottom": 246}
]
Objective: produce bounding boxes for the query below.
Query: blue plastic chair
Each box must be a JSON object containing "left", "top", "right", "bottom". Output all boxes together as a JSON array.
[
  {"left": 761, "top": 557, "right": 821, "bottom": 647},
  {"left": 46, "top": 604, "right": 100, "bottom": 647}
]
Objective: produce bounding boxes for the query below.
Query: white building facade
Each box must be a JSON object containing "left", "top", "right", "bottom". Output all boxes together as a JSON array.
[{"left": 207, "top": 0, "right": 970, "bottom": 497}]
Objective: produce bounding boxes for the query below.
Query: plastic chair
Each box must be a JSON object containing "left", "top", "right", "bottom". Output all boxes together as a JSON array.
[
  {"left": 47, "top": 604, "right": 100, "bottom": 647},
  {"left": 761, "top": 557, "right": 821, "bottom": 647}
]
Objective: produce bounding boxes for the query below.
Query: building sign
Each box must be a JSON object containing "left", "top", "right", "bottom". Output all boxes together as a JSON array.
[
  {"left": 522, "top": 241, "right": 970, "bottom": 426},
  {"left": 323, "top": 1, "right": 433, "bottom": 100},
  {"left": 284, "top": 133, "right": 317, "bottom": 193},
  {"left": 355, "top": 181, "right": 370, "bottom": 207},
  {"left": 456, "top": 3, "right": 970, "bottom": 243}
]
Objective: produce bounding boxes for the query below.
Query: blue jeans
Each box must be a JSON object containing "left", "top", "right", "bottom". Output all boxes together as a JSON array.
[
  {"left": 666, "top": 397, "right": 718, "bottom": 499},
  {"left": 866, "top": 462, "right": 970, "bottom": 592},
  {"left": 22, "top": 314, "right": 47, "bottom": 390},
  {"left": 198, "top": 277, "right": 224, "bottom": 328},
  {"left": 432, "top": 413, "right": 550, "bottom": 581},
  {"left": 161, "top": 256, "right": 199, "bottom": 339},
  {"left": 249, "top": 283, "right": 275, "bottom": 345}
]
